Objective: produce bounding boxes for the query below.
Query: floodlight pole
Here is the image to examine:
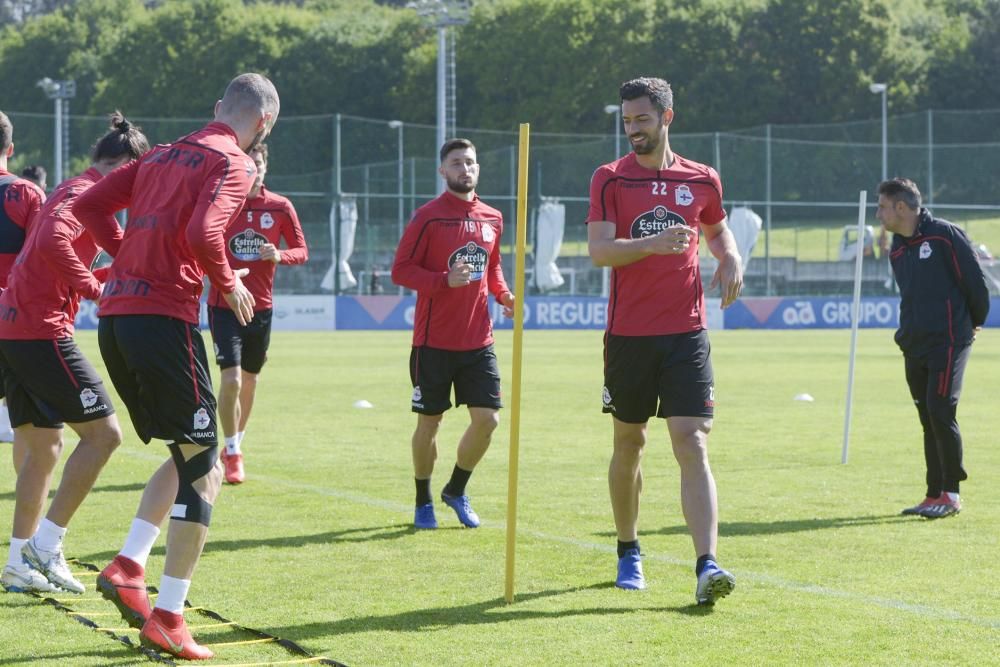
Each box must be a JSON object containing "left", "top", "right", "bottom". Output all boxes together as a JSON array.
[
  {"left": 36, "top": 77, "right": 76, "bottom": 186},
  {"left": 870, "top": 83, "right": 892, "bottom": 292},
  {"left": 389, "top": 120, "right": 405, "bottom": 244},
  {"left": 870, "top": 83, "right": 888, "bottom": 182},
  {"left": 437, "top": 25, "right": 447, "bottom": 176},
  {"left": 408, "top": 0, "right": 470, "bottom": 194}
]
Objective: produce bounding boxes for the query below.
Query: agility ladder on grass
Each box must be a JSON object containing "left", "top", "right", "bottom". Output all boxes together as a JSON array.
[{"left": 28, "top": 559, "right": 349, "bottom": 666}]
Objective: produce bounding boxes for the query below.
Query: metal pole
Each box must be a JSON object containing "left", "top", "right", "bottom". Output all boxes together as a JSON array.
[
  {"left": 927, "top": 109, "right": 934, "bottom": 205},
  {"left": 614, "top": 109, "right": 621, "bottom": 157},
  {"left": 334, "top": 113, "right": 342, "bottom": 294},
  {"left": 363, "top": 164, "right": 371, "bottom": 276},
  {"left": 54, "top": 98, "right": 63, "bottom": 185},
  {"left": 436, "top": 25, "right": 447, "bottom": 194},
  {"left": 409, "top": 156, "right": 416, "bottom": 216},
  {"left": 881, "top": 89, "right": 888, "bottom": 181},
  {"left": 714, "top": 131, "right": 721, "bottom": 177},
  {"left": 509, "top": 144, "right": 516, "bottom": 235},
  {"left": 765, "top": 123, "right": 772, "bottom": 296},
  {"left": 63, "top": 98, "right": 70, "bottom": 182},
  {"left": 397, "top": 124, "right": 405, "bottom": 240}
]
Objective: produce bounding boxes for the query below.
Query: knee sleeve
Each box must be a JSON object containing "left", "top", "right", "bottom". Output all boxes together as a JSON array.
[{"left": 167, "top": 442, "right": 219, "bottom": 526}]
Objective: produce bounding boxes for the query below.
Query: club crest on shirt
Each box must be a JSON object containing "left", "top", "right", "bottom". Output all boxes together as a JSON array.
[
  {"left": 631, "top": 206, "right": 688, "bottom": 239},
  {"left": 244, "top": 158, "right": 255, "bottom": 178},
  {"left": 260, "top": 212, "right": 275, "bottom": 230},
  {"left": 919, "top": 241, "right": 932, "bottom": 259},
  {"left": 481, "top": 223, "right": 495, "bottom": 243},
  {"left": 449, "top": 242, "right": 488, "bottom": 280},
  {"left": 229, "top": 228, "right": 268, "bottom": 261},
  {"left": 675, "top": 184, "right": 694, "bottom": 206}
]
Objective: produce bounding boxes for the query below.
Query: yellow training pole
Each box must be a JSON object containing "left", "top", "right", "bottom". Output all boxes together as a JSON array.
[{"left": 504, "top": 123, "right": 529, "bottom": 604}]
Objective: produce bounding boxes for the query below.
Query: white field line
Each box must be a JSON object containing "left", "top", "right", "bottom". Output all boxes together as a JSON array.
[{"left": 127, "top": 451, "right": 1000, "bottom": 631}]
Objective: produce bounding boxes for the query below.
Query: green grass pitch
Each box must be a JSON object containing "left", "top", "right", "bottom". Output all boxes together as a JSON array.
[{"left": 1, "top": 329, "right": 998, "bottom": 665}]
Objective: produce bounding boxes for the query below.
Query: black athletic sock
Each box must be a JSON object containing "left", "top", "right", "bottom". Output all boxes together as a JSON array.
[
  {"left": 617, "top": 540, "right": 639, "bottom": 559},
  {"left": 442, "top": 465, "right": 473, "bottom": 498},
  {"left": 696, "top": 553, "right": 717, "bottom": 576},
  {"left": 415, "top": 478, "right": 432, "bottom": 506}
]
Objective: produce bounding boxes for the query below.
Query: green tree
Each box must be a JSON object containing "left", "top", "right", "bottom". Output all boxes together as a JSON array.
[{"left": 90, "top": 0, "right": 311, "bottom": 121}]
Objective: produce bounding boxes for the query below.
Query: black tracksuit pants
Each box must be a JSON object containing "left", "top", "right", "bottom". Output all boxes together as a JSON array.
[{"left": 904, "top": 344, "right": 971, "bottom": 496}]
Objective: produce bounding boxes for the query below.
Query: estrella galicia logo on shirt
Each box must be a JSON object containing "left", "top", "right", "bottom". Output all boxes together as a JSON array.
[
  {"left": 229, "top": 228, "right": 268, "bottom": 261},
  {"left": 449, "top": 242, "right": 488, "bottom": 280},
  {"left": 630, "top": 206, "right": 688, "bottom": 239}
]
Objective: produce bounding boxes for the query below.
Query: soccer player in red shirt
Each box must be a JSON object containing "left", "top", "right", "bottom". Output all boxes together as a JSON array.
[
  {"left": 0, "top": 113, "right": 149, "bottom": 596},
  {"left": 207, "top": 142, "right": 308, "bottom": 484},
  {"left": 0, "top": 111, "right": 45, "bottom": 448},
  {"left": 72, "top": 73, "right": 279, "bottom": 660},
  {"left": 392, "top": 138, "right": 515, "bottom": 530},
  {"left": 587, "top": 78, "right": 743, "bottom": 604}
]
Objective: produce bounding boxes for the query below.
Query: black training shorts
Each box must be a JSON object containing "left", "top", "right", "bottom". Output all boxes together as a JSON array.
[
  {"left": 409, "top": 344, "right": 502, "bottom": 415},
  {"left": 208, "top": 306, "right": 273, "bottom": 374},
  {"left": 0, "top": 338, "right": 115, "bottom": 428},
  {"left": 98, "top": 315, "right": 218, "bottom": 446},
  {"left": 602, "top": 329, "right": 714, "bottom": 423}
]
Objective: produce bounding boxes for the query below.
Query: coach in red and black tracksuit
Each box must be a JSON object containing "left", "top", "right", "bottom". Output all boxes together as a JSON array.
[
  {"left": 71, "top": 74, "right": 279, "bottom": 660},
  {"left": 206, "top": 142, "right": 308, "bottom": 484},
  {"left": 392, "top": 138, "right": 515, "bottom": 531},
  {"left": 877, "top": 177, "right": 989, "bottom": 520}
]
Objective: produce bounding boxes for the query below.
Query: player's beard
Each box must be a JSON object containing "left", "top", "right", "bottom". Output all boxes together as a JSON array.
[
  {"left": 631, "top": 122, "right": 664, "bottom": 155},
  {"left": 446, "top": 174, "right": 477, "bottom": 194},
  {"left": 245, "top": 128, "right": 267, "bottom": 155}
]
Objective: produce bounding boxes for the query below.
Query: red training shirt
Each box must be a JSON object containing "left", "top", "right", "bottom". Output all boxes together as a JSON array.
[
  {"left": 0, "top": 169, "right": 45, "bottom": 288},
  {"left": 207, "top": 185, "right": 308, "bottom": 312},
  {"left": 73, "top": 123, "right": 256, "bottom": 325},
  {"left": 392, "top": 191, "right": 511, "bottom": 351},
  {"left": 0, "top": 168, "right": 117, "bottom": 339},
  {"left": 586, "top": 152, "right": 725, "bottom": 336}
]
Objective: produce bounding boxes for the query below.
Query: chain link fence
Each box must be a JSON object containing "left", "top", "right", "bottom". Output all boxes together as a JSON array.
[{"left": 8, "top": 108, "right": 1000, "bottom": 297}]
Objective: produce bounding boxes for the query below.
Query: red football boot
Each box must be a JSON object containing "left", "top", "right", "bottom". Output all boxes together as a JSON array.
[
  {"left": 140, "top": 608, "right": 214, "bottom": 660},
  {"left": 96, "top": 555, "right": 152, "bottom": 629},
  {"left": 220, "top": 449, "right": 245, "bottom": 484}
]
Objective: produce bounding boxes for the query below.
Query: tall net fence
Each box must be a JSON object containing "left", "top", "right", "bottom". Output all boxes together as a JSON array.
[{"left": 8, "top": 108, "right": 1000, "bottom": 297}]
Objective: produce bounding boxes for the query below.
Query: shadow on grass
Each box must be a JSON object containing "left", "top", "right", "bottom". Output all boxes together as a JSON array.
[
  {"left": 77, "top": 524, "right": 416, "bottom": 563},
  {"left": 594, "top": 513, "right": 908, "bottom": 539},
  {"left": 0, "top": 481, "right": 147, "bottom": 503},
  {"left": 0, "top": 646, "right": 138, "bottom": 665},
  {"left": 261, "top": 582, "right": 704, "bottom": 640}
]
